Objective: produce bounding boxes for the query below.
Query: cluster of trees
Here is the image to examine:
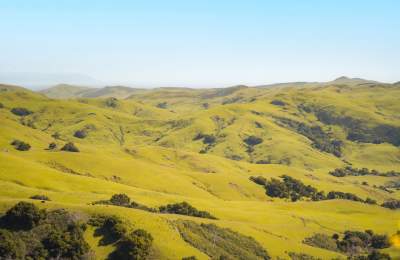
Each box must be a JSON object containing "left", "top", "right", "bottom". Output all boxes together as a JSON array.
[
  {"left": 193, "top": 133, "right": 216, "bottom": 145},
  {"left": 88, "top": 214, "right": 153, "bottom": 259},
  {"left": 304, "top": 230, "right": 390, "bottom": 258},
  {"left": 10, "top": 139, "right": 31, "bottom": 151},
  {"left": 30, "top": 195, "right": 50, "bottom": 201},
  {"left": 381, "top": 199, "right": 400, "bottom": 210},
  {"left": 0, "top": 202, "right": 90, "bottom": 259},
  {"left": 159, "top": 202, "right": 217, "bottom": 219},
  {"left": 93, "top": 193, "right": 156, "bottom": 212},
  {"left": 10, "top": 107, "right": 33, "bottom": 116},
  {"left": 176, "top": 220, "right": 270, "bottom": 260},
  {"left": 244, "top": 136, "right": 263, "bottom": 146},
  {"left": 329, "top": 166, "right": 400, "bottom": 177},
  {"left": 94, "top": 194, "right": 217, "bottom": 219},
  {"left": 314, "top": 108, "right": 400, "bottom": 147},
  {"left": 277, "top": 117, "right": 342, "bottom": 157},
  {"left": 250, "top": 175, "right": 376, "bottom": 204}
]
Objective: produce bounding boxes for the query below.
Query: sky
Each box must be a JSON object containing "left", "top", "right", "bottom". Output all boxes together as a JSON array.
[{"left": 1, "top": 0, "right": 399, "bottom": 88}]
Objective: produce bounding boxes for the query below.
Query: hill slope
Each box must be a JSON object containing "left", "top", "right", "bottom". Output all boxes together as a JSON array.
[{"left": 0, "top": 81, "right": 399, "bottom": 259}]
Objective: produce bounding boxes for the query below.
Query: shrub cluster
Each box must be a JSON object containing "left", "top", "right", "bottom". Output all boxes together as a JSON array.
[
  {"left": 61, "top": 142, "right": 80, "bottom": 152},
  {"left": 276, "top": 117, "right": 342, "bottom": 157},
  {"left": 159, "top": 202, "right": 217, "bottom": 219},
  {"left": 93, "top": 193, "right": 156, "bottom": 212},
  {"left": 329, "top": 166, "right": 400, "bottom": 177},
  {"left": 304, "top": 230, "right": 390, "bottom": 257},
  {"left": 10, "top": 107, "right": 33, "bottom": 116},
  {"left": 176, "top": 220, "right": 270, "bottom": 260},
  {"left": 30, "top": 195, "right": 50, "bottom": 201},
  {"left": 0, "top": 202, "right": 90, "bottom": 259},
  {"left": 381, "top": 199, "right": 400, "bottom": 209},
  {"left": 250, "top": 175, "right": 376, "bottom": 204},
  {"left": 10, "top": 139, "right": 31, "bottom": 151},
  {"left": 88, "top": 214, "right": 153, "bottom": 259}
]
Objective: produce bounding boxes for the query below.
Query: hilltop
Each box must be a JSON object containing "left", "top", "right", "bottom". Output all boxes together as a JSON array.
[{"left": 0, "top": 79, "right": 399, "bottom": 259}]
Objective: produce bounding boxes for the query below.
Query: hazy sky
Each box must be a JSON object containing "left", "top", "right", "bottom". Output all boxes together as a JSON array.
[{"left": 1, "top": 0, "right": 399, "bottom": 87}]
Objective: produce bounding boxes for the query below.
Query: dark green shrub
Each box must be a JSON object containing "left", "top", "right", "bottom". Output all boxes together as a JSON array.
[
  {"left": 113, "top": 229, "right": 153, "bottom": 260},
  {"left": 61, "top": 142, "right": 79, "bottom": 152},
  {"left": 381, "top": 199, "right": 400, "bottom": 209},
  {"left": 30, "top": 195, "right": 50, "bottom": 201},
  {"left": 42, "top": 225, "right": 89, "bottom": 259},
  {"left": 48, "top": 142, "right": 57, "bottom": 150},
  {"left": 176, "top": 220, "right": 270, "bottom": 260},
  {"left": 159, "top": 202, "right": 216, "bottom": 219},
  {"left": 74, "top": 129, "right": 88, "bottom": 139},
  {"left": 203, "top": 134, "right": 216, "bottom": 144},
  {"left": 303, "top": 233, "right": 338, "bottom": 251},
  {"left": 11, "top": 107, "right": 33, "bottom": 116},
  {"left": 110, "top": 193, "right": 131, "bottom": 206},
  {"left": 156, "top": 102, "right": 167, "bottom": 109},
  {"left": 1, "top": 202, "right": 45, "bottom": 230},
  {"left": 0, "top": 229, "right": 26, "bottom": 259},
  {"left": 365, "top": 198, "right": 377, "bottom": 205},
  {"left": 11, "top": 139, "right": 31, "bottom": 151},
  {"left": 271, "top": 100, "right": 286, "bottom": 106},
  {"left": 244, "top": 136, "right": 263, "bottom": 146},
  {"left": 105, "top": 97, "right": 119, "bottom": 108},
  {"left": 182, "top": 256, "right": 198, "bottom": 260},
  {"left": 0, "top": 102, "right": 4, "bottom": 108}
]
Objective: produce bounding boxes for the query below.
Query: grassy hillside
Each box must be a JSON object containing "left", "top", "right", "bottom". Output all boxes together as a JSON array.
[{"left": 0, "top": 81, "right": 399, "bottom": 259}]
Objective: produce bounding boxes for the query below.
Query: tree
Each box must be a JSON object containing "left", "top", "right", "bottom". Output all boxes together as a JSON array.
[
  {"left": 61, "top": 142, "right": 79, "bottom": 152},
  {"left": 11, "top": 107, "right": 33, "bottom": 116},
  {"left": 0, "top": 229, "right": 26, "bottom": 259},
  {"left": 30, "top": 195, "right": 50, "bottom": 201},
  {"left": 74, "top": 130, "right": 87, "bottom": 139},
  {"left": 244, "top": 136, "right": 263, "bottom": 146},
  {"left": 110, "top": 193, "right": 131, "bottom": 206},
  {"left": 114, "top": 229, "right": 153, "bottom": 260},
  {"left": 11, "top": 140, "right": 31, "bottom": 151},
  {"left": 48, "top": 142, "right": 57, "bottom": 150},
  {"left": 2, "top": 202, "right": 45, "bottom": 230}
]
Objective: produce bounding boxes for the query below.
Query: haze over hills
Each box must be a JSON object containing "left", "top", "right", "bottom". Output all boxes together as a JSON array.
[
  {"left": 0, "top": 78, "right": 399, "bottom": 259},
  {"left": 38, "top": 76, "right": 385, "bottom": 99}
]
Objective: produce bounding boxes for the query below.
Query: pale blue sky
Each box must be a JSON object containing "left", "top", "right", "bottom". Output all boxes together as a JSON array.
[{"left": 1, "top": 0, "right": 399, "bottom": 87}]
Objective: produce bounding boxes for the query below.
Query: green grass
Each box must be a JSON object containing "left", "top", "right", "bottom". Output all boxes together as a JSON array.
[{"left": 0, "top": 82, "right": 399, "bottom": 259}]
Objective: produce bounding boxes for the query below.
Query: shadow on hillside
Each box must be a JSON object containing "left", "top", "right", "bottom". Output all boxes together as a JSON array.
[{"left": 93, "top": 226, "right": 119, "bottom": 246}]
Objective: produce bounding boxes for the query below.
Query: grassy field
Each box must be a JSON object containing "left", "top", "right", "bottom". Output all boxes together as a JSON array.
[{"left": 0, "top": 80, "right": 399, "bottom": 259}]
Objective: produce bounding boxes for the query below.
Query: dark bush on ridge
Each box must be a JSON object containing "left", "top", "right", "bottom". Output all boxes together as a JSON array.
[
  {"left": 1, "top": 202, "right": 45, "bottom": 230},
  {"left": 329, "top": 166, "right": 400, "bottom": 177},
  {"left": 244, "top": 135, "right": 263, "bottom": 146},
  {"left": 30, "top": 195, "right": 50, "bottom": 201},
  {"left": 61, "top": 142, "right": 79, "bottom": 152},
  {"left": 250, "top": 175, "right": 379, "bottom": 205},
  {"left": 11, "top": 107, "right": 33, "bottom": 116},
  {"left": 110, "top": 193, "right": 131, "bottom": 206},
  {"left": 304, "top": 230, "right": 390, "bottom": 256},
  {"left": 112, "top": 229, "right": 153, "bottom": 260},
  {"left": 182, "top": 256, "right": 198, "bottom": 260},
  {"left": 11, "top": 139, "right": 31, "bottom": 151},
  {"left": 74, "top": 129, "right": 88, "bottom": 139},
  {"left": 0, "top": 202, "right": 90, "bottom": 259},
  {"left": 271, "top": 100, "right": 286, "bottom": 106},
  {"left": 159, "top": 202, "right": 217, "bottom": 219},
  {"left": 381, "top": 199, "right": 400, "bottom": 209}
]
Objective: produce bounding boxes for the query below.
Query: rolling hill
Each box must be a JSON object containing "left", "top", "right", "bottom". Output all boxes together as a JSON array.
[{"left": 0, "top": 79, "right": 399, "bottom": 259}]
